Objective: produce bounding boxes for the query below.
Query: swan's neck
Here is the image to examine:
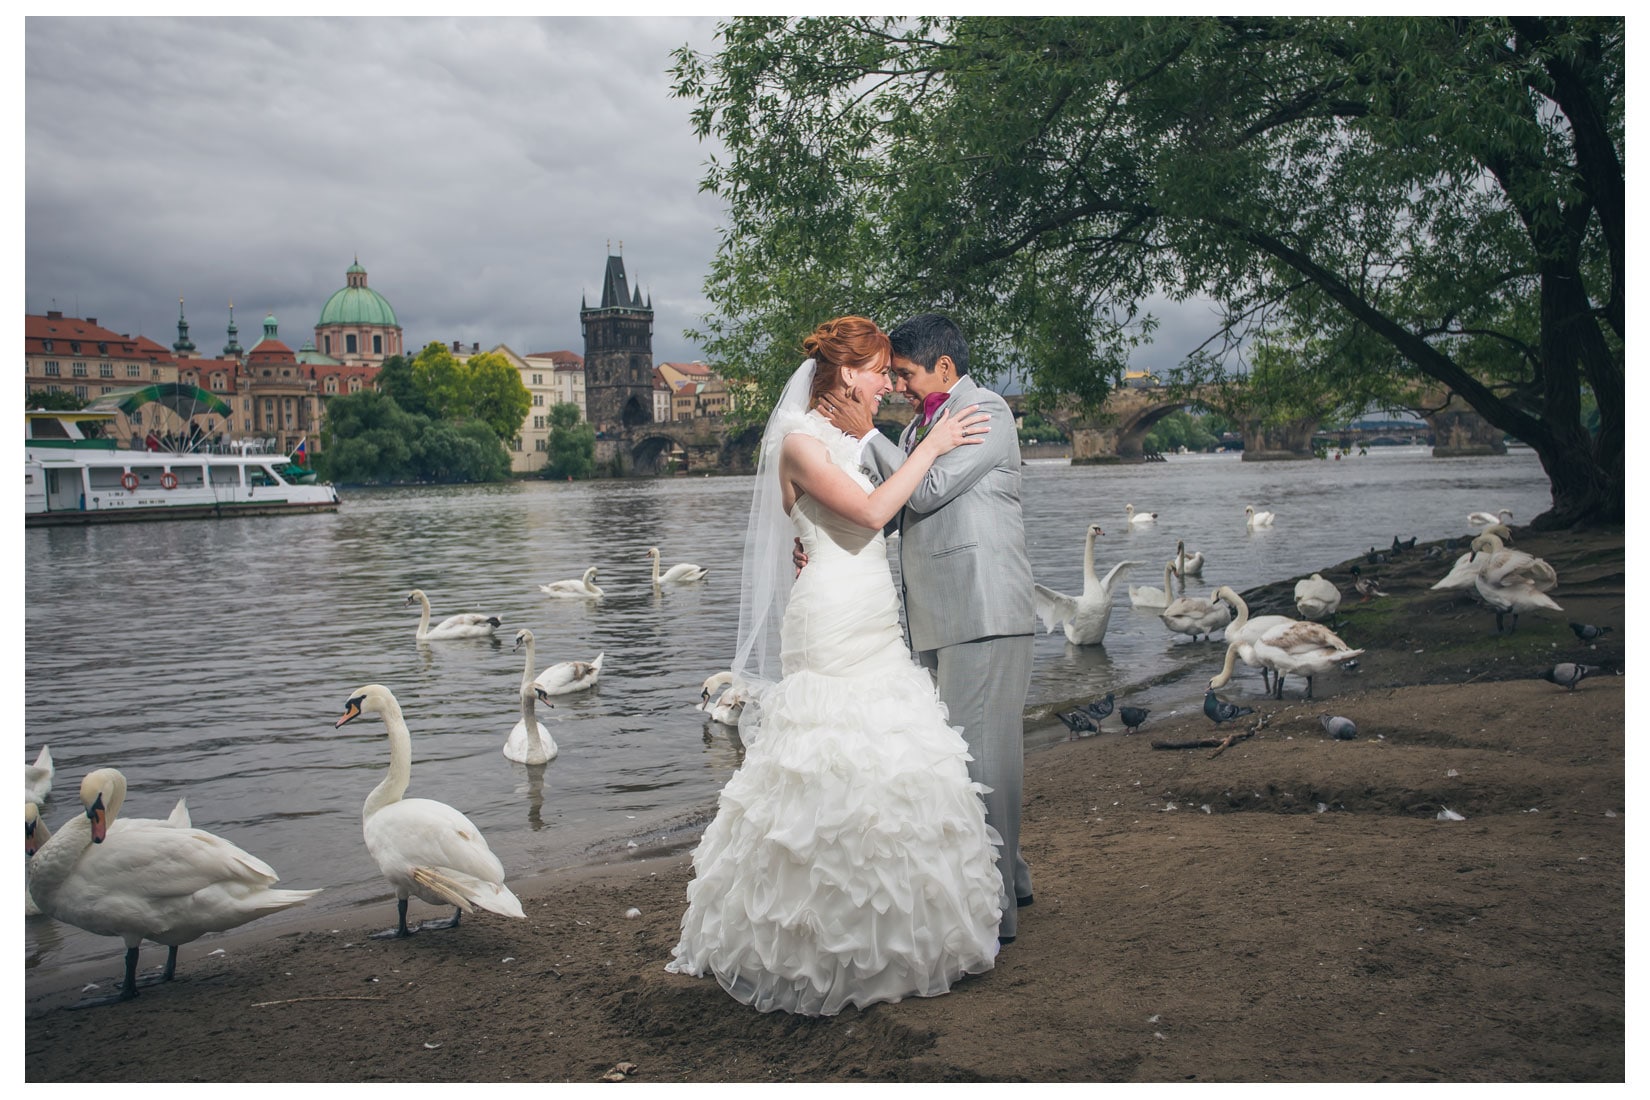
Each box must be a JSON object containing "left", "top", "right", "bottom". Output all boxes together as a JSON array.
[
  {"left": 519, "top": 636, "right": 536, "bottom": 692},
  {"left": 1081, "top": 529, "right": 1099, "bottom": 592},
  {"left": 1163, "top": 561, "right": 1175, "bottom": 592},
  {"left": 25, "top": 813, "right": 92, "bottom": 912},
  {"left": 1226, "top": 590, "right": 1250, "bottom": 631},
  {"left": 366, "top": 697, "right": 414, "bottom": 819},
  {"left": 650, "top": 553, "right": 661, "bottom": 586},
  {"left": 1210, "top": 641, "right": 1241, "bottom": 688},
  {"left": 414, "top": 593, "right": 431, "bottom": 638}
]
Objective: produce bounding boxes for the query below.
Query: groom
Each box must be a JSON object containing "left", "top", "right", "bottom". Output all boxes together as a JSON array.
[{"left": 819, "top": 312, "right": 1036, "bottom": 944}]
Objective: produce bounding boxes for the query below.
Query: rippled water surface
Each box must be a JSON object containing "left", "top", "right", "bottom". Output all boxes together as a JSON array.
[{"left": 24, "top": 446, "right": 1552, "bottom": 977}]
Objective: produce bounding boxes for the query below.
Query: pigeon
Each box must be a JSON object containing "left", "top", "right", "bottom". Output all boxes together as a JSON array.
[
  {"left": 1118, "top": 705, "right": 1151, "bottom": 735},
  {"left": 1085, "top": 692, "right": 1116, "bottom": 723},
  {"left": 1365, "top": 548, "right": 1389, "bottom": 565},
  {"left": 1057, "top": 710, "right": 1098, "bottom": 738},
  {"left": 1204, "top": 688, "right": 1254, "bottom": 726},
  {"left": 1320, "top": 715, "right": 1358, "bottom": 740},
  {"left": 1540, "top": 663, "right": 1599, "bottom": 691},
  {"left": 1569, "top": 622, "right": 1611, "bottom": 643}
]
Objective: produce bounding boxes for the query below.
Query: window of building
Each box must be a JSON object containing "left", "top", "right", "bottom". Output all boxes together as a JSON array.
[
  {"left": 99, "top": 363, "right": 114, "bottom": 378},
  {"left": 70, "top": 341, "right": 81, "bottom": 354},
  {"left": 532, "top": 373, "right": 543, "bottom": 386},
  {"left": 127, "top": 364, "right": 141, "bottom": 378},
  {"left": 72, "top": 362, "right": 87, "bottom": 377},
  {"left": 43, "top": 361, "right": 59, "bottom": 376},
  {"left": 324, "top": 335, "right": 331, "bottom": 355},
  {"left": 348, "top": 378, "right": 362, "bottom": 393},
  {"left": 533, "top": 393, "right": 544, "bottom": 406},
  {"left": 533, "top": 415, "right": 544, "bottom": 429},
  {"left": 41, "top": 340, "right": 53, "bottom": 352},
  {"left": 98, "top": 342, "right": 108, "bottom": 355},
  {"left": 74, "top": 385, "right": 87, "bottom": 399},
  {"left": 325, "top": 377, "right": 338, "bottom": 394},
  {"left": 346, "top": 334, "right": 358, "bottom": 354},
  {"left": 373, "top": 334, "right": 382, "bottom": 355},
  {"left": 101, "top": 386, "right": 112, "bottom": 395},
  {"left": 151, "top": 368, "right": 161, "bottom": 379}
]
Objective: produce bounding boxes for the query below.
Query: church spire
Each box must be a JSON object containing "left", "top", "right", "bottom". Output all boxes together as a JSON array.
[
  {"left": 222, "top": 301, "right": 243, "bottom": 359},
  {"left": 173, "top": 296, "right": 197, "bottom": 357}
]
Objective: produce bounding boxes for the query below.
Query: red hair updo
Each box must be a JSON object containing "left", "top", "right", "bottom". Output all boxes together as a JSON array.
[{"left": 802, "top": 316, "right": 891, "bottom": 405}]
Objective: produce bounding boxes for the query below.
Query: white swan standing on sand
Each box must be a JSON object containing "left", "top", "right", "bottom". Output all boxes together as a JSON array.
[
  {"left": 1245, "top": 505, "right": 1276, "bottom": 528},
  {"left": 1129, "top": 560, "right": 1178, "bottom": 609},
  {"left": 335, "top": 685, "right": 525, "bottom": 938},
  {"left": 405, "top": 588, "right": 502, "bottom": 641},
  {"left": 1233, "top": 620, "right": 1364, "bottom": 700},
  {"left": 539, "top": 566, "right": 604, "bottom": 600},
  {"left": 1033, "top": 523, "right": 1141, "bottom": 646},
  {"left": 26, "top": 768, "right": 319, "bottom": 1003},
  {"left": 25, "top": 745, "right": 52, "bottom": 805},
  {"left": 1469, "top": 532, "right": 1560, "bottom": 633},
  {"left": 505, "top": 631, "right": 559, "bottom": 765},
  {"left": 1124, "top": 503, "right": 1157, "bottom": 526},
  {"left": 1294, "top": 574, "right": 1343, "bottom": 624},
  {"left": 26, "top": 796, "right": 192, "bottom": 915},
  {"left": 1212, "top": 586, "right": 1296, "bottom": 694},
  {"left": 647, "top": 546, "right": 708, "bottom": 587}
]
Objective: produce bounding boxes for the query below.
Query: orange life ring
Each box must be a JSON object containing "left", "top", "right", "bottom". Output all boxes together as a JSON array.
[
  {"left": 160, "top": 471, "right": 179, "bottom": 490},
  {"left": 120, "top": 471, "right": 139, "bottom": 491}
]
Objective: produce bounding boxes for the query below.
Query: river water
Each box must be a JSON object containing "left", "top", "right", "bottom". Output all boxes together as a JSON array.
[{"left": 24, "top": 445, "right": 1552, "bottom": 979}]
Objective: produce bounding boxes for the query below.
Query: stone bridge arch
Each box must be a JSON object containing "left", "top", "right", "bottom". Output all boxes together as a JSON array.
[{"left": 1020, "top": 386, "right": 1320, "bottom": 463}]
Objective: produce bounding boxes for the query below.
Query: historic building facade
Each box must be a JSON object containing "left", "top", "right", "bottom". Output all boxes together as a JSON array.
[
  {"left": 580, "top": 254, "right": 654, "bottom": 433},
  {"left": 314, "top": 259, "right": 403, "bottom": 366}
]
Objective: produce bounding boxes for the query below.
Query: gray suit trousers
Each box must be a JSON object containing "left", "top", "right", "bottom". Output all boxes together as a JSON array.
[{"left": 919, "top": 631, "right": 1034, "bottom": 939}]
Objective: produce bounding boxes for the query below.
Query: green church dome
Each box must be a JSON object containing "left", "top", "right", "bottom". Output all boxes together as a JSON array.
[{"left": 317, "top": 260, "right": 399, "bottom": 328}]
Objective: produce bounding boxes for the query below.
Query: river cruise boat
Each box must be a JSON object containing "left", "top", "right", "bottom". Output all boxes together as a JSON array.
[{"left": 25, "top": 408, "right": 339, "bottom": 526}]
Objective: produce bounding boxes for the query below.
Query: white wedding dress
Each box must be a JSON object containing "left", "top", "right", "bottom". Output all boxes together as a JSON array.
[{"left": 666, "top": 412, "right": 1003, "bottom": 1015}]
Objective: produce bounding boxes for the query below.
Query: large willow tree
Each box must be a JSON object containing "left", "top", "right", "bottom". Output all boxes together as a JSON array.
[{"left": 672, "top": 16, "right": 1622, "bottom": 526}]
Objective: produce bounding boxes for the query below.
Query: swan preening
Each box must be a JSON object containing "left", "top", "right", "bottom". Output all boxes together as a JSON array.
[
  {"left": 26, "top": 746, "right": 52, "bottom": 805},
  {"left": 1160, "top": 588, "right": 1232, "bottom": 642},
  {"left": 540, "top": 566, "right": 604, "bottom": 600},
  {"left": 1213, "top": 586, "right": 1297, "bottom": 694},
  {"left": 698, "top": 671, "right": 749, "bottom": 726},
  {"left": 1469, "top": 509, "right": 1514, "bottom": 527},
  {"left": 25, "top": 768, "right": 319, "bottom": 1003},
  {"left": 530, "top": 650, "right": 604, "bottom": 698},
  {"left": 648, "top": 547, "right": 708, "bottom": 587},
  {"left": 1468, "top": 532, "right": 1560, "bottom": 632},
  {"left": 1124, "top": 503, "right": 1157, "bottom": 525},
  {"left": 406, "top": 588, "right": 502, "bottom": 641},
  {"left": 506, "top": 631, "right": 560, "bottom": 765},
  {"left": 1294, "top": 574, "right": 1343, "bottom": 624},
  {"left": 1209, "top": 619, "right": 1363, "bottom": 700},
  {"left": 335, "top": 685, "right": 524, "bottom": 938},
  {"left": 1128, "top": 560, "right": 1178, "bottom": 609},
  {"left": 1245, "top": 505, "right": 1276, "bottom": 528},
  {"left": 1033, "top": 523, "right": 1140, "bottom": 645}
]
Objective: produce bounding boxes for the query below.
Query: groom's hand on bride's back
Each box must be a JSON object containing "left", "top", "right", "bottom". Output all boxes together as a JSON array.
[{"left": 792, "top": 536, "right": 809, "bottom": 576}]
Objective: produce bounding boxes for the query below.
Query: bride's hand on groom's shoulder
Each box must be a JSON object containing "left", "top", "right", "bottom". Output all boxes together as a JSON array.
[
  {"left": 817, "top": 388, "right": 874, "bottom": 439},
  {"left": 919, "top": 405, "right": 989, "bottom": 456}
]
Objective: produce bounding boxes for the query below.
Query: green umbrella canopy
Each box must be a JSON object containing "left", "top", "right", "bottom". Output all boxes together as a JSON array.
[{"left": 85, "top": 382, "right": 232, "bottom": 420}]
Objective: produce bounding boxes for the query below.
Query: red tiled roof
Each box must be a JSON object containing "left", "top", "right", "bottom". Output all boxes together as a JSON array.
[
  {"left": 527, "top": 350, "right": 583, "bottom": 367},
  {"left": 247, "top": 339, "right": 296, "bottom": 363},
  {"left": 25, "top": 313, "right": 150, "bottom": 359},
  {"left": 661, "top": 360, "right": 711, "bottom": 376}
]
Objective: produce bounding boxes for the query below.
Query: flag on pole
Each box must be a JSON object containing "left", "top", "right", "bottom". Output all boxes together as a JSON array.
[{"left": 292, "top": 436, "right": 308, "bottom": 465}]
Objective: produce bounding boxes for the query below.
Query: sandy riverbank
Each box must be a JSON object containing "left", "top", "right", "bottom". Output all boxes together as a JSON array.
[{"left": 24, "top": 527, "right": 1626, "bottom": 1082}]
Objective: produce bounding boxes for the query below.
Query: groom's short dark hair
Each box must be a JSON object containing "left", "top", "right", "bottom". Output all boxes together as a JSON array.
[{"left": 889, "top": 313, "right": 969, "bottom": 377}]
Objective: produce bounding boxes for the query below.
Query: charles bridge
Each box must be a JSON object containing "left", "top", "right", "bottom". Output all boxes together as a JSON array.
[{"left": 595, "top": 383, "right": 1505, "bottom": 476}]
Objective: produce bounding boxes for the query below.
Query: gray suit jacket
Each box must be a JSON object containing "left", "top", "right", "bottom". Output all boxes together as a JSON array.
[{"left": 863, "top": 375, "right": 1035, "bottom": 652}]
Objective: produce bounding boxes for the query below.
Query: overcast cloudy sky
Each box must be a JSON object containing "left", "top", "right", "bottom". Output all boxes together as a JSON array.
[{"left": 25, "top": 15, "right": 1218, "bottom": 375}]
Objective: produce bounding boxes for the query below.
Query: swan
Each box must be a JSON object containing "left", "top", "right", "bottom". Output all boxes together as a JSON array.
[
  {"left": 1468, "top": 509, "right": 1513, "bottom": 527},
  {"left": 1430, "top": 549, "right": 1485, "bottom": 592},
  {"left": 1160, "top": 589, "right": 1232, "bottom": 642},
  {"left": 540, "top": 566, "right": 604, "bottom": 600},
  {"left": 1173, "top": 539, "right": 1205, "bottom": 577},
  {"left": 648, "top": 546, "right": 708, "bottom": 587},
  {"left": 335, "top": 685, "right": 525, "bottom": 938},
  {"left": 1032, "top": 523, "right": 1141, "bottom": 645},
  {"left": 1246, "top": 620, "right": 1364, "bottom": 699},
  {"left": 1469, "top": 532, "right": 1560, "bottom": 633},
  {"left": 531, "top": 650, "right": 604, "bottom": 697},
  {"left": 1124, "top": 503, "right": 1157, "bottom": 526},
  {"left": 1128, "top": 560, "right": 1178, "bottom": 609},
  {"left": 26, "top": 745, "right": 52, "bottom": 804},
  {"left": 26, "top": 796, "right": 191, "bottom": 915},
  {"left": 26, "top": 768, "right": 320, "bottom": 1003},
  {"left": 1245, "top": 505, "right": 1276, "bottom": 528},
  {"left": 405, "top": 588, "right": 502, "bottom": 641},
  {"left": 698, "top": 671, "right": 749, "bottom": 726},
  {"left": 505, "top": 631, "right": 559, "bottom": 765},
  {"left": 1211, "top": 585, "right": 1296, "bottom": 693},
  {"left": 1293, "top": 574, "right": 1343, "bottom": 624}
]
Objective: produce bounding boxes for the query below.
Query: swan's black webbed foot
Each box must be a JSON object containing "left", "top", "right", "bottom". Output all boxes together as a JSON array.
[
  {"left": 415, "top": 907, "right": 463, "bottom": 932},
  {"left": 67, "top": 946, "right": 143, "bottom": 1008},
  {"left": 371, "top": 898, "right": 418, "bottom": 938}
]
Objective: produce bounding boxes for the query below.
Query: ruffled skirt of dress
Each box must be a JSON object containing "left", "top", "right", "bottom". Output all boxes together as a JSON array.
[{"left": 665, "top": 656, "right": 1003, "bottom": 1015}]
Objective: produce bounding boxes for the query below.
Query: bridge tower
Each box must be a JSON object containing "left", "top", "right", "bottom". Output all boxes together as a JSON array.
[{"left": 581, "top": 252, "right": 654, "bottom": 433}]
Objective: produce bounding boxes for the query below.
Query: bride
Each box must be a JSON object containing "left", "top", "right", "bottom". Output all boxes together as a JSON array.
[{"left": 666, "top": 316, "right": 1005, "bottom": 1015}]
